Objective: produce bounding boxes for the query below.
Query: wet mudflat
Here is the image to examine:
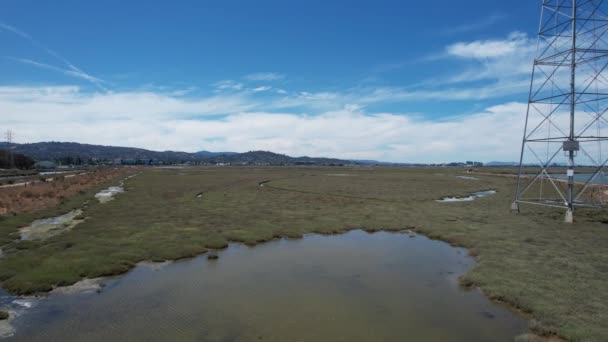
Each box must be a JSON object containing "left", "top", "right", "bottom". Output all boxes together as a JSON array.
[
  {"left": 436, "top": 190, "right": 497, "bottom": 202},
  {"left": 4, "top": 230, "right": 526, "bottom": 342},
  {"left": 18, "top": 209, "right": 83, "bottom": 241}
]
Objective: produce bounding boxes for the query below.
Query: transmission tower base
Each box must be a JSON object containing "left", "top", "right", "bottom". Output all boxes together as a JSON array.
[
  {"left": 510, "top": 202, "right": 520, "bottom": 213},
  {"left": 565, "top": 209, "right": 574, "bottom": 223}
]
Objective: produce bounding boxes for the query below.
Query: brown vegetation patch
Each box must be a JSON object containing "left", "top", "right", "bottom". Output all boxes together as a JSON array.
[{"left": 0, "top": 168, "right": 138, "bottom": 214}]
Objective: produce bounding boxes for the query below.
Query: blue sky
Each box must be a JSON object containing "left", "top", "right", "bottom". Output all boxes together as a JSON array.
[{"left": 0, "top": 0, "right": 541, "bottom": 162}]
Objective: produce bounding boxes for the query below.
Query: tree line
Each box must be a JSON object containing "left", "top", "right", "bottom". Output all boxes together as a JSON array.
[{"left": 0, "top": 150, "right": 35, "bottom": 169}]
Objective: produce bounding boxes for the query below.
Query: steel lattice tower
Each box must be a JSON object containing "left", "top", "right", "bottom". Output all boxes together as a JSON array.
[
  {"left": 5, "top": 130, "right": 14, "bottom": 169},
  {"left": 513, "top": 0, "right": 608, "bottom": 222}
]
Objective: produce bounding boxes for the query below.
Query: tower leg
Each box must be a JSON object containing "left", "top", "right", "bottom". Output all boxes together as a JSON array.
[
  {"left": 565, "top": 208, "right": 574, "bottom": 223},
  {"left": 510, "top": 202, "right": 520, "bottom": 213}
]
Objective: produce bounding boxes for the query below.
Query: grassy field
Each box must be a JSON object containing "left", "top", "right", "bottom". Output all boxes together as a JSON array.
[{"left": 0, "top": 166, "right": 606, "bottom": 341}]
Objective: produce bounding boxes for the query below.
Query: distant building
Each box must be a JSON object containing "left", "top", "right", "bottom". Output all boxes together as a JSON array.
[{"left": 34, "top": 161, "right": 57, "bottom": 169}]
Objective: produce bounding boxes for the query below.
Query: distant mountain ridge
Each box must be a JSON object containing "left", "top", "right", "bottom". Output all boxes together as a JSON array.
[
  {"left": 206, "top": 151, "right": 348, "bottom": 165},
  {"left": 0, "top": 142, "right": 195, "bottom": 162},
  {"left": 0, "top": 142, "right": 354, "bottom": 166},
  {"left": 194, "top": 151, "right": 238, "bottom": 157}
]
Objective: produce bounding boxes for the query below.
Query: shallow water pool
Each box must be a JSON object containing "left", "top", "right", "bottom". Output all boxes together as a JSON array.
[{"left": 3, "top": 230, "right": 526, "bottom": 341}]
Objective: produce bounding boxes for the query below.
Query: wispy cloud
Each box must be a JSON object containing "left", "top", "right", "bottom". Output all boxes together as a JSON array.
[
  {"left": 370, "top": 59, "right": 421, "bottom": 74},
  {"left": 252, "top": 86, "right": 272, "bottom": 92},
  {"left": 441, "top": 14, "right": 507, "bottom": 35},
  {"left": 213, "top": 80, "right": 244, "bottom": 91},
  {"left": 215, "top": 31, "right": 537, "bottom": 110},
  {"left": 244, "top": 72, "right": 285, "bottom": 82},
  {"left": 0, "top": 20, "right": 107, "bottom": 91},
  {"left": 376, "top": 31, "right": 536, "bottom": 100}
]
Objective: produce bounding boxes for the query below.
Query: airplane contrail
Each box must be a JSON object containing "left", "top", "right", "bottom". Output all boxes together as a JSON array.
[
  {"left": 4, "top": 56, "right": 107, "bottom": 86},
  {"left": 0, "top": 21, "right": 108, "bottom": 91}
]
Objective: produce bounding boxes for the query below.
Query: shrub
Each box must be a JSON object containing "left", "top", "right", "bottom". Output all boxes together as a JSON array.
[
  {"left": 21, "top": 191, "right": 35, "bottom": 198},
  {"left": 15, "top": 241, "right": 39, "bottom": 250},
  {"left": 205, "top": 235, "right": 229, "bottom": 249}
]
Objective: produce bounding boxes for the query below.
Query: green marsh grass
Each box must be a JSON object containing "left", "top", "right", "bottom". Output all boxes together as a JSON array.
[{"left": 0, "top": 166, "right": 606, "bottom": 340}]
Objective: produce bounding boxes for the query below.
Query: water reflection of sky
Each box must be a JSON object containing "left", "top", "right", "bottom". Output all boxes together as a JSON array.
[
  {"left": 546, "top": 173, "right": 608, "bottom": 184},
  {"left": 3, "top": 231, "right": 528, "bottom": 342}
]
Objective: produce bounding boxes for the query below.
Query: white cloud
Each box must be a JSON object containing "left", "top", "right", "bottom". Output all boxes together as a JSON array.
[
  {"left": 0, "top": 85, "right": 528, "bottom": 162},
  {"left": 395, "top": 31, "right": 537, "bottom": 101},
  {"left": 446, "top": 31, "right": 531, "bottom": 59},
  {"left": 269, "top": 91, "right": 341, "bottom": 110},
  {"left": 0, "top": 32, "right": 542, "bottom": 163},
  {"left": 356, "top": 81, "right": 530, "bottom": 102},
  {"left": 0, "top": 86, "right": 255, "bottom": 122},
  {"left": 267, "top": 77, "right": 530, "bottom": 110},
  {"left": 298, "top": 91, "right": 337, "bottom": 100},
  {"left": 244, "top": 72, "right": 285, "bottom": 81},
  {"left": 436, "top": 32, "right": 535, "bottom": 95},
  {"left": 362, "top": 32, "right": 536, "bottom": 105},
  {"left": 213, "top": 80, "right": 243, "bottom": 91}
]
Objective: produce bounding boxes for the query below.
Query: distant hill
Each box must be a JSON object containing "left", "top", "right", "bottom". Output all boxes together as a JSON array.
[
  {"left": 194, "top": 151, "right": 238, "bottom": 157},
  {"left": 0, "top": 142, "right": 354, "bottom": 166},
  {"left": 0, "top": 142, "right": 196, "bottom": 163},
  {"left": 207, "top": 151, "right": 349, "bottom": 165}
]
